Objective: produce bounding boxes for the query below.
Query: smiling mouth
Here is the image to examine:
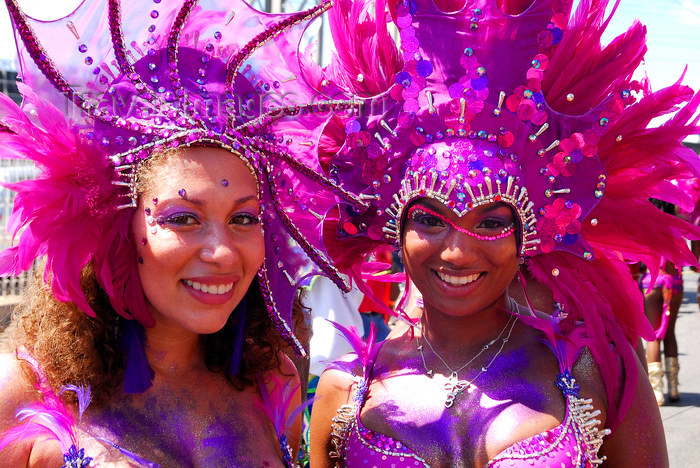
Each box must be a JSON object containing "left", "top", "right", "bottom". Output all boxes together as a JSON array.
[
  {"left": 436, "top": 271, "right": 482, "bottom": 286},
  {"left": 183, "top": 279, "right": 234, "bottom": 295}
]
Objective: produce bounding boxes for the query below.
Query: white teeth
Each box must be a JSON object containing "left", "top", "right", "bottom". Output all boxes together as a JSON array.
[
  {"left": 437, "top": 271, "right": 480, "bottom": 286},
  {"left": 183, "top": 279, "right": 234, "bottom": 295}
]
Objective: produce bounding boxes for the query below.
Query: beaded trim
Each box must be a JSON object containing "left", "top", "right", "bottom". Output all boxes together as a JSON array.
[
  {"left": 329, "top": 379, "right": 430, "bottom": 467},
  {"left": 486, "top": 372, "right": 610, "bottom": 466},
  {"left": 257, "top": 266, "right": 304, "bottom": 355},
  {"left": 329, "top": 401, "right": 356, "bottom": 466},
  {"left": 385, "top": 172, "right": 538, "bottom": 256},
  {"left": 331, "top": 372, "right": 610, "bottom": 467}
]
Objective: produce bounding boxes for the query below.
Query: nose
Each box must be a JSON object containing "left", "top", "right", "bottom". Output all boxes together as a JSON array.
[
  {"left": 199, "top": 223, "right": 240, "bottom": 266},
  {"left": 439, "top": 228, "right": 480, "bottom": 266}
]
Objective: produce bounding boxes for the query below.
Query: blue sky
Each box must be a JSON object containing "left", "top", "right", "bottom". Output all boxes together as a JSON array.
[{"left": 1, "top": 1, "right": 698, "bottom": 121}]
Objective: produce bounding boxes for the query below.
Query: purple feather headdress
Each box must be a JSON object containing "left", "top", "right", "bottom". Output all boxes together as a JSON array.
[
  {"left": 1, "top": 0, "right": 370, "bottom": 355},
  {"left": 316, "top": 0, "right": 700, "bottom": 428}
]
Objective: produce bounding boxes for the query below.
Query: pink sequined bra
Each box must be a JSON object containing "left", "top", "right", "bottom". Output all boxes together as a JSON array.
[{"left": 329, "top": 369, "right": 610, "bottom": 467}]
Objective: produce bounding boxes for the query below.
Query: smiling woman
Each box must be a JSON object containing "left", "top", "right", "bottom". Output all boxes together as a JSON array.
[
  {"left": 134, "top": 148, "right": 265, "bottom": 336},
  {"left": 309, "top": 0, "right": 700, "bottom": 466},
  {"left": 0, "top": 0, "right": 363, "bottom": 466},
  {"left": 2, "top": 146, "right": 301, "bottom": 466},
  {"left": 402, "top": 201, "right": 520, "bottom": 320}
]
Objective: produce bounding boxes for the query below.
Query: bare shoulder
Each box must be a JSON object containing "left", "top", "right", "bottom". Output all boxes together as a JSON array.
[
  {"left": 0, "top": 352, "right": 38, "bottom": 421},
  {"left": 0, "top": 352, "right": 45, "bottom": 467},
  {"left": 309, "top": 353, "right": 361, "bottom": 468},
  {"left": 598, "top": 347, "right": 668, "bottom": 466}
]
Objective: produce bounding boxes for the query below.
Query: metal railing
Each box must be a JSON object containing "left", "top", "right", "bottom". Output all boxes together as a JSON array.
[{"left": 0, "top": 160, "right": 38, "bottom": 296}]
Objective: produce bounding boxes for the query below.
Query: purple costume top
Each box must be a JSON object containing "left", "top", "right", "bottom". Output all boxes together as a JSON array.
[{"left": 328, "top": 334, "right": 609, "bottom": 467}]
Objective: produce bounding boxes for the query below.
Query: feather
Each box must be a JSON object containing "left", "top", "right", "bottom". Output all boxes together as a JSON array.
[
  {"left": 327, "top": 320, "right": 385, "bottom": 381},
  {"left": 60, "top": 386, "right": 92, "bottom": 421},
  {"left": 545, "top": 0, "right": 646, "bottom": 113},
  {"left": 96, "top": 437, "right": 161, "bottom": 468},
  {"left": 255, "top": 376, "right": 311, "bottom": 440},
  {"left": 0, "top": 352, "right": 78, "bottom": 454},
  {"left": 0, "top": 85, "right": 154, "bottom": 327}
]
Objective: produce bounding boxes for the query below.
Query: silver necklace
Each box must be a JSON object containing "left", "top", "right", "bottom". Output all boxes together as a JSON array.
[{"left": 417, "top": 310, "right": 518, "bottom": 408}]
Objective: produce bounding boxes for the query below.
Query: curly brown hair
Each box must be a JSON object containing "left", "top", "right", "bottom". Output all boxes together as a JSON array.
[
  {"left": 7, "top": 146, "right": 308, "bottom": 405},
  {"left": 7, "top": 262, "right": 306, "bottom": 405}
]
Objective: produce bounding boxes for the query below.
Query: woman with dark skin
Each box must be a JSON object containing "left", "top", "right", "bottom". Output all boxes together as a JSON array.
[
  {"left": 305, "top": 0, "right": 699, "bottom": 465},
  {"left": 311, "top": 200, "right": 667, "bottom": 467},
  {"left": 641, "top": 201, "right": 684, "bottom": 405}
]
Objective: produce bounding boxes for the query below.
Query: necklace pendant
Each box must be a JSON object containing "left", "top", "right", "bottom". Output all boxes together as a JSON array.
[
  {"left": 444, "top": 382, "right": 470, "bottom": 408},
  {"left": 443, "top": 375, "right": 469, "bottom": 408},
  {"left": 426, "top": 369, "right": 434, "bottom": 377}
]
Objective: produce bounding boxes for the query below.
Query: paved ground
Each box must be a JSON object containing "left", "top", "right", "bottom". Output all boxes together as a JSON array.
[
  {"left": 659, "top": 270, "right": 700, "bottom": 468},
  {"left": 0, "top": 274, "right": 698, "bottom": 465}
]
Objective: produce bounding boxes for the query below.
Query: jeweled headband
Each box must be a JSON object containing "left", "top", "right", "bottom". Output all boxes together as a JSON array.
[{"left": 1, "top": 0, "right": 368, "bottom": 355}]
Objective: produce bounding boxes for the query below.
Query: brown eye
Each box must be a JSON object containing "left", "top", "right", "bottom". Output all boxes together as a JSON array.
[
  {"left": 478, "top": 218, "right": 507, "bottom": 230},
  {"left": 411, "top": 210, "right": 445, "bottom": 228},
  {"left": 230, "top": 213, "right": 261, "bottom": 226},
  {"left": 159, "top": 213, "right": 199, "bottom": 226}
]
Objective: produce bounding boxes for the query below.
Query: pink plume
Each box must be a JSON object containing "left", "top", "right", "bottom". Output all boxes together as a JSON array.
[
  {"left": 328, "top": 320, "right": 385, "bottom": 381},
  {"left": 327, "top": 0, "right": 401, "bottom": 96},
  {"left": 545, "top": 0, "right": 646, "bottom": 113},
  {"left": 256, "top": 375, "right": 310, "bottom": 440},
  {"left": 0, "top": 85, "right": 154, "bottom": 326},
  {"left": 0, "top": 352, "right": 77, "bottom": 453},
  {"left": 527, "top": 251, "right": 650, "bottom": 429}
]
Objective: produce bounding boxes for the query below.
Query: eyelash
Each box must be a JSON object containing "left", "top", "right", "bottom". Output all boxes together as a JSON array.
[
  {"left": 156, "top": 212, "right": 261, "bottom": 227},
  {"left": 231, "top": 213, "right": 261, "bottom": 226},
  {"left": 478, "top": 218, "right": 508, "bottom": 230},
  {"left": 158, "top": 213, "right": 198, "bottom": 226},
  {"left": 409, "top": 207, "right": 512, "bottom": 232},
  {"left": 411, "top": 211, "right": 445, "bottom": 227}
]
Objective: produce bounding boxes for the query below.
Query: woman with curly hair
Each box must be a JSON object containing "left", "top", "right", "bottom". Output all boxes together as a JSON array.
[{"left": 0, "top": 0, "right": 361, "bottom": 465}]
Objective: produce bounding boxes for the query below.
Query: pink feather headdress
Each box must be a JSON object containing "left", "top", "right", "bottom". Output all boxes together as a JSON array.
[
  {"left": 314, "top": 0, "right": 700, "bottom": 429},
  {"left": 1, "top": 0, "right": 370, "bottom": 355}
]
